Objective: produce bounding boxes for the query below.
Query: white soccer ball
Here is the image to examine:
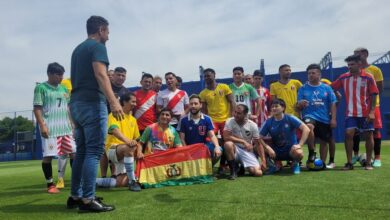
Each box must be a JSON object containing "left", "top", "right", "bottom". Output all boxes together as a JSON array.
[{"left": 359, "top": 153, "right": 367, "bottom": 167}]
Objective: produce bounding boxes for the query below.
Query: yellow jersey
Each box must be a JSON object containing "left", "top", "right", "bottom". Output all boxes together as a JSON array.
[
  {"left": 365, "top": 65, "right": 383, "bottom": 107},
  {"left": 105, "top": 112, "right": 140, "bottom": 151},
  {"left": 320, "top": 78, "right": 332, "bottom": 85},
  {"left": 270, "top": 79, "right": 302, "bottom": 117},
  {"left": 61, "top": 78, "right": 72, "bottom": 95},
  {"left": 199, "top": 83, "right": 232, "bottom": 123}
]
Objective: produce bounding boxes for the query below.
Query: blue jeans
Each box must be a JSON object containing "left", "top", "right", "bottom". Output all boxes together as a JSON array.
[{"left": 70, "top": 101, "right": 107, "bottom": 199}]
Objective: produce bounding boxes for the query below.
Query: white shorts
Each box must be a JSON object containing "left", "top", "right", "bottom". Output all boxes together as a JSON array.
[
  {"left": 41, "top": 135, "right": 76, "bottom": 157},
  {"left": 107, "top": 147, "right": 126, "bottom": 175},
  {"left": 235, "top": 146, "right": 260, "bottom": 168}
]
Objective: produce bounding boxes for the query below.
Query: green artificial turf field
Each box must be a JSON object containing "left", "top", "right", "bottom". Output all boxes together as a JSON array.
[{"left": 1, "top": 142, "right": 390, "bottom": 220}]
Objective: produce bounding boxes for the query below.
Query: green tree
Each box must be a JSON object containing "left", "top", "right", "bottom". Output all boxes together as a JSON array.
[{"left": 0, "top": 116, "right": 34, "bottom": 141}]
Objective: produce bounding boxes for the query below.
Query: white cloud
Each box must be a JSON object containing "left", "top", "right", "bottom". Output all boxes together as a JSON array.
[{"left": 0, "top": 0, "right": 389, "bottom": 113}]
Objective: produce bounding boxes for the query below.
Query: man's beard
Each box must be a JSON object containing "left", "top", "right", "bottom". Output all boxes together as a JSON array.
[{"left": 191, "top": 109, "right": 200, "bottom": 115}]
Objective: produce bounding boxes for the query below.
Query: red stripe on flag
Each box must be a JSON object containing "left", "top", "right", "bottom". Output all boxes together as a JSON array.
[{"left": 136, "top": 143, "right": 210, "bottom": 176}]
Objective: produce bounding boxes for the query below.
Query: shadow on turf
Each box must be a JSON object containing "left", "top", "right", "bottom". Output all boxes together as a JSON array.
[
  {"left": 0, "top": 200, "right": 74, "bottom": 214},
  {"left": 153, "top": 193, "right": 390, "bottom": 212},
  {"left": 7, "top": 184, "right": 47, "bottom": 190},
  {"left": 154, "top": 193, "right": 181, "bottom": 203},
  {"left": 0, "top": 189, "right": 50, "bottom": 198}
]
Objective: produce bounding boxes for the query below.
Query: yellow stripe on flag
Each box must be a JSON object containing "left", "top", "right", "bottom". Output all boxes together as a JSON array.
[{"left": 139, "top": 158, "right": 212, "bottom": 185}]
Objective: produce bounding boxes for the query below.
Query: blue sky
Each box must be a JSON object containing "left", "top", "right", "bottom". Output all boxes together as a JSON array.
[{"left": 0, "top": 0, "right": 389, "bottom": 113}]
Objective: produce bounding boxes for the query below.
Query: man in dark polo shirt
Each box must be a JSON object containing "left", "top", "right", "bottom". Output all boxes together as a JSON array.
[
  {"left": 109, "top": 66, "right": 128, "bottom": 111},
  {"left": 66, "top": 15, "right": 124, "bottom": 213}
]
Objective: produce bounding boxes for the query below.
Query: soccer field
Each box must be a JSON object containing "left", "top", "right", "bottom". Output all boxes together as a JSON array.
[{"left": 1, "top": 143, "right": 390, "bottom": 220}]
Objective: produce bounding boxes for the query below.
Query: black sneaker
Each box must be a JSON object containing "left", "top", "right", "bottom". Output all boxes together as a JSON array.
[
  {"left": 129, "top": 180, "right": 142, "bottom": 192},
  {"left": 217, "top": 166, "right": 225, "bottom": 176},
  {"left": 343, "top": 163, "right": 354, "bottom": 170},
  {"left": 79, "top": 199, "right": 115, "bottom": 213},
  {"left": 227, "top": 160, "right": 237, "bottom": 180},
  {"left": 228, "top": 170, "right": 237, "bottom": 180},
  {"left": 228, "top": 173, "right": 237, "bottom": 180},
  {"left": 67, "top": 197, "right": 82, "bottom": 209}
]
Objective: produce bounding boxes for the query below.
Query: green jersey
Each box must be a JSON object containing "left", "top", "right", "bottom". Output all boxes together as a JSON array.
[
  {"left": 33, "top": 82, "right": 72, "bottom": 137},
  {"left": 229, "top": 82, "right": 259, "bottom": 113}
]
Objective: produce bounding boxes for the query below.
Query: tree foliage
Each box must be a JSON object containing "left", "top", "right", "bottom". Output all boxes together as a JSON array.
[{"left": 0, "top": 116, "right": 34, "bottom": 141}]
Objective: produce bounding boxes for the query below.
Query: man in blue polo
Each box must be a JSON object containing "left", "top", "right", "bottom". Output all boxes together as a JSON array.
[{"left": 177, "top": 94, "right": 222, "bottom": 166}]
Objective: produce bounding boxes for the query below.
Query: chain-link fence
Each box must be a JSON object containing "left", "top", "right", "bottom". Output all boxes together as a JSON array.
[{"left": 0, "top": 110, "right": 36, "bottom": 161}]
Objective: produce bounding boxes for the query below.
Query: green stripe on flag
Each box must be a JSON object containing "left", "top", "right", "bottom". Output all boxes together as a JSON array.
[{"left": 141, "top": 175, "right": 214, "bottom": 189}]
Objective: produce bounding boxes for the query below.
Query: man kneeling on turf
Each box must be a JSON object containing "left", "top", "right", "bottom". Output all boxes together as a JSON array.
[
  {"left": 138, "top": 108, "right": 182, "bottom": 155},
  {"left": 259, "top": 98, "right": 310, "bottom": 174},
  {"left": 224, "top": 104, "right": 266, "bottom": 180},
  {"left": 96, "top": 92, "right": 143, "bottom": 191}
]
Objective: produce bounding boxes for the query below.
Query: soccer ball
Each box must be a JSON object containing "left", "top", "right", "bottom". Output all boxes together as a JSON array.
[
  {"left": 359, "top": 153, "right": 367, "bottom": 167},
  {"left": 307, "top": 158, "right": 324, "bottom": 171},
  {"left": 313, "top": 158, "right": 324, "bottom": 170}
]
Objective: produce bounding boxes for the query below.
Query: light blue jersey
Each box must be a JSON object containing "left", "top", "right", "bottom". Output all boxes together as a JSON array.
[{"left": 297, "top": 82, "right": 336, "bottom": 124}]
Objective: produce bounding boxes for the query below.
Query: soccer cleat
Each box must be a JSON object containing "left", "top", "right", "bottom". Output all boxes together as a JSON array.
[
  {"left": 343, "top": 163, "right": 354, "bottom": 170},
  {"left": 237, "top": 164, "right": 246, "bottom": 176},
  {"left": 217, "top": 166, "right": 226, "bottom": 176},
  {"left": 129, "top": 180, "right": 142, "bottom": 192},
  {"left": 275, "top": 160, "right": 283, "bottom": 171},
  {"left": 56, "top": 178, "right": 65, "bottom": 189},
  {"left": 326, "top": 162, "right": 336, "bottom": 169},
  {"left": 67, "top": 196, "right": 82, "bottom": 209},
  {"left": 306, "top": 152, "right": 316, "bottom": 170},
  {"left": 351, "top": 155, "right": 359, "bottom": 165},
  {"left": 292, "top": 162, "right": 300, "bottom": 174},
  {"left": 47, "top": 185, "right": 60, "bottom": 194},
  {"left": 265, "top": 158, "right": 280, "bottom": 175},
  {"left": 228, "top": 172, "right": 237, "bottom": 180},
  {"left": 372, "top": 159, "right": 382, "bottom": 168},
  {"left": 306, "top": 160, "right": 315, "bottom": 170},
  {"left": 265, "top": 166, "right": 276, "bottom": 175},
  {"left": 227, "top": 160, "right": 237, "bottom": 180}
]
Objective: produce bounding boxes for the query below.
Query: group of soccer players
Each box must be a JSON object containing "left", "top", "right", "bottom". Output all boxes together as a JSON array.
[{"left": 33, "top": 46, "right": 384, "bottom": 195}]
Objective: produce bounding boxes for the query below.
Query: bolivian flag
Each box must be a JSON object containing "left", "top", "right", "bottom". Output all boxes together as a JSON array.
[{"left": 136, "top": 143, "right": 214, "bottom": 188}]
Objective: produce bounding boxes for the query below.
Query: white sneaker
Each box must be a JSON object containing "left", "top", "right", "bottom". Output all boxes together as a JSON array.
[{"left": 326, "top": 162, "right": 336, "bottom": 169}]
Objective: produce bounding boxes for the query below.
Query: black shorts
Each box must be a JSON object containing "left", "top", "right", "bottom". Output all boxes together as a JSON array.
[{"left": 303, "top": 117, "right": 332, "bottom": 142}]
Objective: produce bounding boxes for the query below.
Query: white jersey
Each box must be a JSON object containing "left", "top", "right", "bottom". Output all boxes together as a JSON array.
[
  {"left": 224, "top": 117, "right": 259, "bottom": 149},
  {"left": 156, "top": 88, "right": 189, "bottom": 124}
]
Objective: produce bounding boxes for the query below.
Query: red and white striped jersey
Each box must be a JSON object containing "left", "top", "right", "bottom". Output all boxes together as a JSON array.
[
  {"left": 134, "top": 89, "right": 157, "bottom": 131},
  {"left": 252, "top": 86, "right": 271, "bottom": 127},
  {"left": 331, "top": 70, "right": 378, "bottom": 117}
]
